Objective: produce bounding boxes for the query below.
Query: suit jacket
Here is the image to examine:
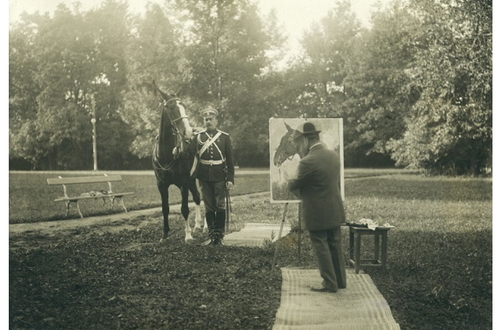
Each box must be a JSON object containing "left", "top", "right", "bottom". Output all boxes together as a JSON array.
[
  {"left": 287, "top": 143, "right": 345, "bottom": 231},
  {"left": 193, "top": 129, "right": 234, "bottom": 183}
]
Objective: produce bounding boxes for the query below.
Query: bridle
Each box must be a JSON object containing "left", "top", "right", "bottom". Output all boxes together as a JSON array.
[
  {"left": 164, "top": 98, "right": 188, "bottom": 124},
  {"left": 153, "top": 97, "right": 192, "bottom": 173},
  {"left": 276, "top": 132, "right": 297, "bottom": 165}
]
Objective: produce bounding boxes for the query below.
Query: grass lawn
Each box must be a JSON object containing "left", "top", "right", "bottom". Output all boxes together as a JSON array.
[
  {"left": 9, "top": 170, "right": 270, "bottom": 223},
  {"left": 9, "top": 170, "right": 492, "bottom": 329}
]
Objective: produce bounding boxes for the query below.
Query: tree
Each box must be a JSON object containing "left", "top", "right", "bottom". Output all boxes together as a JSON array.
[
  {"left": 173, "top": 0, "right": 271, "bottom": 106},
  {"left": 120, "top": 3, "right": 184, "bottom": 158},
  {"left": 339, "top": 0, "right": 419, "bottom": 167},
  {"left": 9, "top": 13, "right": 46, "bottom": 167},
  {"left": 387, "top": 0, "right": 492, "bottom": 175},
  {"left": 296, "top": 0, "right": 361, "bottom": 118},
  {"left": 9, "top": 1, "right": 133, "bottom": 169}
]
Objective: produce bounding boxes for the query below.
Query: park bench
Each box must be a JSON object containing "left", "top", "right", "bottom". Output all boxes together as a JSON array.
[{"left": 47, "top": 174, "right": 135, "bottom": 219}]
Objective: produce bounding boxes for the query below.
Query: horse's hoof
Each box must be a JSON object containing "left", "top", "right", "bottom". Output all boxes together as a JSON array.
[
  {"left": 185, "top": 235, "right": 194, "bottom": 243},
  {"left": 193, "top": 226, "right": 202, "bottom": 233},
  {"left": 202, "top": 227, "right": 208, "bottom": 234}
]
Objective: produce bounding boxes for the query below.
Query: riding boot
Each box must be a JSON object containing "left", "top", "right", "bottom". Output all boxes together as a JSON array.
[
  {"left": 206, "top": 212, "right": 217, "bottom": 244},
  {"left": 214, "top": 210, "right": 226, "bottom": 244}
]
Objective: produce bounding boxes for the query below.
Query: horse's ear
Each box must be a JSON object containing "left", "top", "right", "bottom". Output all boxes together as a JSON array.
[
  {"left": 152, "top": 80, "right": 171, "bottom": 100},
  {"left": 285, "top": 122, "right": 293, "bottom": 132},
  {"left": 174, "top": 86, "right": 182, "bottom": 98}
]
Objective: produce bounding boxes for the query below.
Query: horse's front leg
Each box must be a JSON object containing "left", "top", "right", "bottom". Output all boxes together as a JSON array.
[
  {"left": 190, "top": 179, "right": 205, "bottom": 233},
  {"left": 181, "top": 185, "right": 194, "bottom": 242},
  {"left": 159, "top": 185, "right": 170, "bottom": 243}
]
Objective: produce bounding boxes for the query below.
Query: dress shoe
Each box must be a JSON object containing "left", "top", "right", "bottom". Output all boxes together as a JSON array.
[{"left": 310, "top": 286, "right": 337, "bottom": 293}]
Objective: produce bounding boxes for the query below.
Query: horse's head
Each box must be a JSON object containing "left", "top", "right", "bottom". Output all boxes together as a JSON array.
[
  {"left": 162, "top": 97, "right": 194, "bottom": 143},
  {"left": 154, "top": 83, "right": 193, "bottom": 144},
  {"left": 273, "top": 122, "right": 302, "bottom": 167}
]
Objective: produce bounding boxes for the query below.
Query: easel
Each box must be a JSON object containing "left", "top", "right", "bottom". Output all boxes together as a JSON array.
[{"left": 271, "top": 202, "right": 303, "bottom": 271}]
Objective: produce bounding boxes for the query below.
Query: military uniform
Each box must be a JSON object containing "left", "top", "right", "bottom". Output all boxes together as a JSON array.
[
  {"left": 191, "top": 107, "right": 234, "bottom": 245},
  {"left": 194, "top": 130, "right": 234, "bottom": 184}
]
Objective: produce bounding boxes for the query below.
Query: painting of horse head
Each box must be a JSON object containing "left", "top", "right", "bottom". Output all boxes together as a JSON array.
[
  {"left": 269, "top": 118, "right": 345, "bottom": 203},
  {"left": 273, "top": 122, "right": 304, "bottom": 167}
]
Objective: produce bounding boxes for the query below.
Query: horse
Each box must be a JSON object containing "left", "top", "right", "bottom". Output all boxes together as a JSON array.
[
  {"left": 273, "top": 122, "right": 306, "bottom": 167},
  {"left": 152, "top": 84, "right": 205, "bottom": 243}
]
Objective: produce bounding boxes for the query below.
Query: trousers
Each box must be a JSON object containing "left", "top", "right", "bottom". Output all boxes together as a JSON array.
[
  {"left": 308, "top": 227, "right": 347, "bottom": 291},
  {"left": 199, "top": 180, "right": 226, "bottom": 212}
]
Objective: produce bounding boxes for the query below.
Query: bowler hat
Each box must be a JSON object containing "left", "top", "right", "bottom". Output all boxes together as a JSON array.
[
  {"left": 200, "top": 107, "right": 218, "bottom": 118},
  {"left": 299, "top": 122, "right": 321, "bottom": 136}
]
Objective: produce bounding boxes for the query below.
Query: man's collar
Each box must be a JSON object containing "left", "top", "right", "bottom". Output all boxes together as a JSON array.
[
  {"left": 309, "top": 142, "right": 322, "bottom": 150},
  {"left": 205, "top": 129, "right": 218, "bottom": 135}
]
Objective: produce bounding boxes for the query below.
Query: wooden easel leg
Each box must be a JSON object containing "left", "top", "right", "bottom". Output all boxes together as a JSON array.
[
  {"left": 272, "top": 203, "right": 289, "bottom": 271},
  {"left": 298, "top": 203, "right": 302, "bottom": 258}
]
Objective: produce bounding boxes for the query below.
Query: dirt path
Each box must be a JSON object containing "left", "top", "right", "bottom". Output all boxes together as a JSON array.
[{"left": 9, "top": 192, "right": 269, "bottom": 238}]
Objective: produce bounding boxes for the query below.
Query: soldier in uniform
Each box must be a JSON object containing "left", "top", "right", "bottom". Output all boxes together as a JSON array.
[{"left": 191, "top": 107, "right": 234, "bottom": 245}]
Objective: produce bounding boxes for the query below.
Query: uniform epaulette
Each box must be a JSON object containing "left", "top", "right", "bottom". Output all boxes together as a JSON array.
[{"left": 217, "top": 129, "right": 229, "bottom": 135}]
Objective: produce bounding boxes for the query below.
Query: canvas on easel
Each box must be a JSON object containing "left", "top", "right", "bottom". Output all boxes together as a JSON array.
[{"left": 269, "top": 118, "right": 344, "bottom": 203}]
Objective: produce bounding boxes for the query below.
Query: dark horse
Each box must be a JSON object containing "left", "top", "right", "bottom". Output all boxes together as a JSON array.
[
  {"left": 273, "top": 122, "right": 306, "bottom": 167},
  {"left": 152, "top": 84, "right": 205, "bottom": 242}
]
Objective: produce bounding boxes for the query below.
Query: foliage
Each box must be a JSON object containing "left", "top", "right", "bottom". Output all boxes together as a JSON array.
[
  {"left": 340, "top": 1, "right": 419, "bottom": 167},
  {"left": 387, "top": 0, "right": 492, "bottom": 175},
  {"left": 297, "top": 0, "right": 361, "bottom": 118},
  {"left": 9, "top": 1, "right": 133, "bottom": 170},
  {"left": 8, "top": 0, "right": 492, "bottom": 174},
  {"left": 120, "top": 3, "right": 183, "bottom": 158}
]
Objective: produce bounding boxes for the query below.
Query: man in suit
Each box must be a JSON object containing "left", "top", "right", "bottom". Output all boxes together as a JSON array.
[
  {"left": 287, "top": 122, "right": 346, "bottom": 292},
  {"left": 191, "top": 107, "right": 234, "bottom": 245}
]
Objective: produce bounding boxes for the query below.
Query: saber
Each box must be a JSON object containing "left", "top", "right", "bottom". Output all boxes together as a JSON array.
[{"left": 225, "top": 187, "right": 231, "bottom": 232}]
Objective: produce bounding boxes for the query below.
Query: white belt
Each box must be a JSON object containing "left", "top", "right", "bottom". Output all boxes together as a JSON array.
[{"left": 200, "top": 159, "right": 224, "bottom": 166}]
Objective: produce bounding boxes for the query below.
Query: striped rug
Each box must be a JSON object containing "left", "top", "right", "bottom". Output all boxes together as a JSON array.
[{"left": 273, "top": 268, "right": 400, "bottom": 330}]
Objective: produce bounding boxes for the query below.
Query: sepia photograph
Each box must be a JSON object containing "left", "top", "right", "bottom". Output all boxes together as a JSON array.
[{"left": 8, "top": 0, "right": 492, "bottom": 329}]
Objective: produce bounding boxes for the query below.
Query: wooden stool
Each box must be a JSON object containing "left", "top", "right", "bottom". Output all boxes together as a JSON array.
[{"left": 348, "top": 225, "right": 393, "bottom": 274}]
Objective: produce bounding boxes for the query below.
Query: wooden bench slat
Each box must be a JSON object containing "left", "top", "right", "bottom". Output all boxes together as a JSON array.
[
  {"left": 54, "top": 192, "right": 135, "bottom": 202},
  {"left": 47, "top": 175, "right": 123, "bottom": 185}
]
